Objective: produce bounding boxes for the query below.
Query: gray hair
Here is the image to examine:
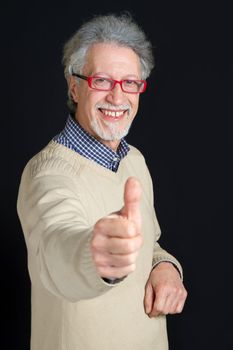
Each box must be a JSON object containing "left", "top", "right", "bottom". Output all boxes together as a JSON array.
[{"left": 62, "top": 13, "right": 155, "bottom": 113}]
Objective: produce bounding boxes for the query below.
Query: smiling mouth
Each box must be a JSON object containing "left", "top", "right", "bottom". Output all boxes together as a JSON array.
[{"left": 99, "top": 108, "right": 127, "bottom": 119}]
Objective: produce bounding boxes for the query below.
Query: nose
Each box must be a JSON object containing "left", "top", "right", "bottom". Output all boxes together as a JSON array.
[{"left": 106, "top": 82, "right": 125, "bottom": 105}]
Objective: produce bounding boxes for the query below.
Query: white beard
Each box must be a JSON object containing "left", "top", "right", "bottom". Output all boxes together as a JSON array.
[
  {"left": 90, "top": 117, "right": 132, "bottom": 141},
  {"left": 90, "top": 101, "right": 134, "bottom": 142}
]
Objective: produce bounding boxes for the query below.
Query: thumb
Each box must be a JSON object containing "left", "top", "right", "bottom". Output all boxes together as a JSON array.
[
  {"left": 144, "top": 282, "right": 154, "bottom": 315},
  {"left": 121, "top": 177, "right": 142, "bottom": 226}
]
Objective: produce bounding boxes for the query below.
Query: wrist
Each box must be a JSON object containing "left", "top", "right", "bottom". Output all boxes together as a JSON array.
[{"left": 152, "top": 261, "right": 181, "bottom": 278}]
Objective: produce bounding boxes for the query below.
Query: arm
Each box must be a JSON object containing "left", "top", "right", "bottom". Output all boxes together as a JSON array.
[
  {"left": 144, "top": 224, "right": 187, "bottom": 317},
  {"left": 141, "top": 162, "right": 187, "bottom": 316},
  {"left": 17, "top": 170, "right": 114, "bottom": 302},
  {"left": 18, "top": 164, "right": 143, "bottom": 301}
]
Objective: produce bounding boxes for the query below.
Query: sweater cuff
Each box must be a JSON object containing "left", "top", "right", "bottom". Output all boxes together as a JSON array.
[{"left": 152, "top": 255, "right": 183, "bottom": 280}]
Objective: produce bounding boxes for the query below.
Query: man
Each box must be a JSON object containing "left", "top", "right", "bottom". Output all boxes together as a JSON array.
[{"left": 17, "top": 13, "right": 187, "bottom": 350}]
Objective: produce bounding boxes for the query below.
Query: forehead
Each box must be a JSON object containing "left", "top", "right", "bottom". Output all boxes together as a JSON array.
[{"left": 83, "top": 43, "right": 141, "bottom": 77}]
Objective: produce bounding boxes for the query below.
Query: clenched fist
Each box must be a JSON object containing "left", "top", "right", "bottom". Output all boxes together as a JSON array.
[{"left": 91, "top": 177, "right": 143, "bottom": 279}]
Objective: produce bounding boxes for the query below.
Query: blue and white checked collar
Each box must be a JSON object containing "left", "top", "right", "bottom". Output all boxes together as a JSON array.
[{"left": 54, "top": 115, "right": 130, "bottom": 172}]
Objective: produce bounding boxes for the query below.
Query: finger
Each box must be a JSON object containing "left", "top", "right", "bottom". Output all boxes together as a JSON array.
[
  {"left": 167, "top": 301, "right": 183, "bottom": 315},
  {"left": 149, "top": 289, "right": 167, "bottom": 317},
  {"left": 157, "top": 294, "right": 178, "bottom": 315},
  {"left": 95, "top": 235, "right": 142, "bottom": 255},
  {"left": 92, "top": 223, "right": 143, "bottom": 254},
  {"left": 94, "top": 216, "right": 137, "bottom": 238},
  {"left": 121, "top": 177, "right": 142, "bottom": 228},
  {"left": 93, "top": 251, "right": 139, "bottom": 268},
  {"left": 109, "top": 234, "right": 143, "bottom": 254},
  {"left": 150, "top": 286, "right": 187, "bottom": 316},
  {"left": 175, "top": 299, "right": 186, "bottom": 313},
  {"left": 169, "top": 290, "right": 187, "bottom": 314},
  {"left": 144, "top": 282, "right": 155, "bottom": 315}
]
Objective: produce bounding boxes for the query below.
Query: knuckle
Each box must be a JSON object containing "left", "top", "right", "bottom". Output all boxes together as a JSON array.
[
  {"left": 171, "top": 286, "right": 179, "bottom": 294},
  {"left": 91, "top": 235, "right": 103, "bottom": 252},
  {"left": 169, "top": 286, "right": 184, "bottom": 296},
  {"left": 94, "top": 219, "right": 103, "bottom": 232},
  {"left": 91, "top": 237, "right": 99, "bottom": 251},
  {"left": 176, "top": 304, "right": 184, "bottom": 313},
  {"left": 178, "top": 287, "right": 188, "bottom": 300}
]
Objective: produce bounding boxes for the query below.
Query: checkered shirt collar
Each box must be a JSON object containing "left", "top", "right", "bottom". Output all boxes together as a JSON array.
[{"left": 54, "top": 115, "right": 129, "bottom": 171}]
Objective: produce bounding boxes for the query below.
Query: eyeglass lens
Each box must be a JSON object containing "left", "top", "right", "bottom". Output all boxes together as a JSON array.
[{"left": 91, "top": 77, "right": 145, "bottom": 92}]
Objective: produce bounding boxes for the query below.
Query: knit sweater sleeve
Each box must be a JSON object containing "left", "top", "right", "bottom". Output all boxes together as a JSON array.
[{"left": 17, "top": 157, "right": 114, "bottom": 302}]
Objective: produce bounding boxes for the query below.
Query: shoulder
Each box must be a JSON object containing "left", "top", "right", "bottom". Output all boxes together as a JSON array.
[
  {"left": 127, "top": 144, "right": 145, "bottom": 161},
  {"left": 123, "top": 143, "right": 151, "bottom": 178},
  {"left": 124, "top": 144, "right": 148, "bottom": 171},
  {"left": 22, "top": 141, "right": 82, "bottom": 180}
]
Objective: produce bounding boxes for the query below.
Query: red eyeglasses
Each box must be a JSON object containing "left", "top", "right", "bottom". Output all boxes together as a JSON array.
[{"left": 72, "top": 73, "right": 147, "bottom": 94}]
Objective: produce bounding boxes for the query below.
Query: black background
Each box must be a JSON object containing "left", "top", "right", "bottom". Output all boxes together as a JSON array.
[{"left": 2, "top": 1, "right": 233, "bottom": 349}]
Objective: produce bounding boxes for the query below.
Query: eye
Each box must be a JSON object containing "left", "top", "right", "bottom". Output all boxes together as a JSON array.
[
  {"left": 124, "top": 80, "right": 137, "bottom": 86},
  {"left": 123, "top": 80, "right": 142, "bottom": 92},
  {"left": 94, "top": 77, "right": 106, "bottom": 83},
  {"left": 93, "top": 77, "right": 111, "bottom": 86}
]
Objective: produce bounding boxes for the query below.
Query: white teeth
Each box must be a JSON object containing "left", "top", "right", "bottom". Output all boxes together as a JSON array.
[
  {"left": 116, "top": 111, "right": 123, "bottom": 117},
  {"left": 102, "top": 110, "right": 124, "bottom": 117}
]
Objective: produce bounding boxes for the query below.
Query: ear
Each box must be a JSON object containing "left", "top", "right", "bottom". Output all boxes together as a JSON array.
[{"left": 68, "top": 75, "right": 79, "bottom": 103}]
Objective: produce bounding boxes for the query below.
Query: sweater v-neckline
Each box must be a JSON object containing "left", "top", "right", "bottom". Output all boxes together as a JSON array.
[{"left": 47, "top": 140, "right": 126, "bottom": 183}]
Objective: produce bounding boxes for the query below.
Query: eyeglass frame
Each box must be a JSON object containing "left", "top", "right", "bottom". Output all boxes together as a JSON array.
[{"left": 71, "top": 73, "right": 147, "bottom": 94}]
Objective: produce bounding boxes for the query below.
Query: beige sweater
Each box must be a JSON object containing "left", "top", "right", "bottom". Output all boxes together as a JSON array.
[{"left": 17, "top": 140, "right": 182, "bottom": 350}]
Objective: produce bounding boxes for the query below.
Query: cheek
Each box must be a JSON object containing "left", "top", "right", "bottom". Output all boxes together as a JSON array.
[
  {"left": 79, "top": 94, "right": 96, "bottom": 116},
  {"left": 85, "top": 91, "right": 106, "bottom": 110},
  {"left": 130, "top": 97, "right": 139, "bottom": 114}
]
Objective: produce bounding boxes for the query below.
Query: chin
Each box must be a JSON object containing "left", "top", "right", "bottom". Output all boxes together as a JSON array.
[{"left": 91, "top": 119, "right": 131, "bottom": 142}]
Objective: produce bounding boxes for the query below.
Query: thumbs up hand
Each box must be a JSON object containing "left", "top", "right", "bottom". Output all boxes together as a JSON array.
[{"left": 91, "top": 177, "right": 143, "bottom": 279}]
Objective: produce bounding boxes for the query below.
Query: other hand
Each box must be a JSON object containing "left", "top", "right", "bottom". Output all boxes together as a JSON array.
[{"left": 144, "top": 262, "right": 187, "bottom": 317}]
